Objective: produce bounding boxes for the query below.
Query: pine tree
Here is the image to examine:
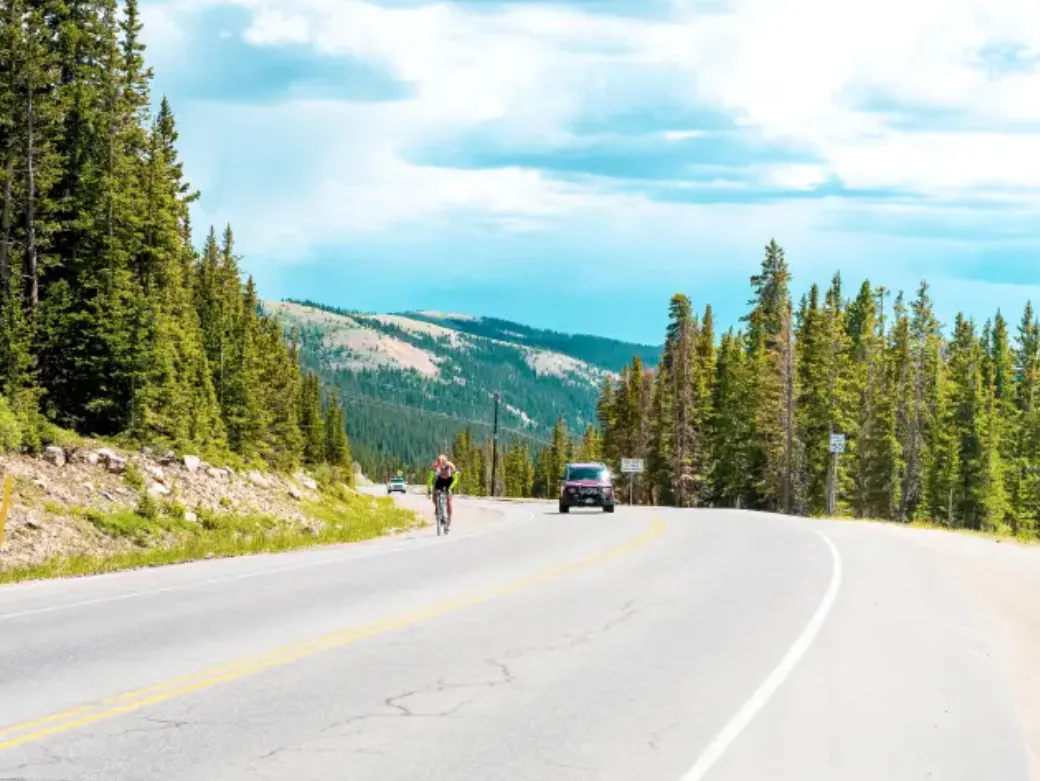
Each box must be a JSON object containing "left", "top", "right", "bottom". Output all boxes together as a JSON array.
[
  {"left": 299, "top": 372, "right": 324, "bottom": 465},
  {"left": 900, "top": 282, "right": 939, "bottom": 522},
  {"left": 947, "top": 315, "right": 987, "bottom": 529},
  {"left": 647, "top": 364, "right": 673, "bottom": 506},
  {"left": 692, "top": 305, "right": 716, "bottom": 504},
  {"left": 576, "top": 425, "right": 601, "bottom": 463},
  {"left": 324, "top": 392, "right": 351, "bottom": 468},
  {"left": 38, "top": 0, "right": 138, "bottom": 435},
  {"left": 847, "top": 282, "right": 900, "bottom": 518},
  {"left": 257, "top": 316, "right": 303, "bottom": 468},
  {"left": 1012, "top": 303, "right": 1040, "bottom": 535},
  {"left": 548, "top": 416, "right": 568, "bottom": 498},
  {"left": 663, "top": 293, "right": 698, "bottom": 506},
  {"left": 743, "top": 240, "right": 794, "bottom": 511},
  {"left": 923, "top": 330, "right": 959, "bottom": 526},
  {"left": 596, "top": 376, "right": 618, "bottom": 473},
  {"left": 711, "top": 329, "right": 752, "bottom": 506},
  {"left": 503, "top": 439, "right": 533, "bottom": 498},
  {"left": 795, "top": 284, "right": 828, "bottom": 513}
]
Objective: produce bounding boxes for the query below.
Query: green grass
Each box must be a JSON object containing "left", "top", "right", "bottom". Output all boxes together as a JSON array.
[
  {"left": 826, "top": 512, "right": 1039, "bottom": 545},
  {"left": 38, "top": 421, "right": 88, "bottom": 450},
  {"left": 123, "top": 462, "right": 144, "bottom": 491},
  {"left": 0, "top": 490, "right": 425, "bottom": 585},
  {"left": 42, "top": 500, "right": 65, "bottom": 516}
]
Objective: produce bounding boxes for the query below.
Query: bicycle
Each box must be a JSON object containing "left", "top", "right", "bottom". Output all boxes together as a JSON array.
[{"left": 433, "top": 487, "right": 451, "bottom": 536}]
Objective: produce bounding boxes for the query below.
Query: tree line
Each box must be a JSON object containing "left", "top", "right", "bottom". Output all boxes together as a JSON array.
[
  {"left": 596, "top": 240, "right": 1040, "bottom": 537},
  {"left": 0, "top": 0, "right": 350, "bottom": 473},
  {"left": 439, "top": 421, "right": 600, "bottom": 499}
]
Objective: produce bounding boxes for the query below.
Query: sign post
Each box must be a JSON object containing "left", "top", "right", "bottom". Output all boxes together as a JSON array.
[
  {"left": 827, "top": 433, "right": 846, "bottom": 516},
  {"left": 620, "top": 458, "right": 644, "bottom": 506}
]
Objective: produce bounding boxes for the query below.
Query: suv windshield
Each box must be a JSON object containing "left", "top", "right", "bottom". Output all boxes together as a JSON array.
[{"left": 567, "top": 466, "right": 608, "bottom": 482}]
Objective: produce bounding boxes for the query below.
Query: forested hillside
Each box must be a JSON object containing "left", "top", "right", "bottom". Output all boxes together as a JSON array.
[
  {"left": 262, "top": 300, "right": 618, "bottom": 480},
  {"left": 0, "top": 0, "right": 348, "bottom": 474},
  {"left": 407, "top": 311, "right": 662, "bottom": 372},
  {"left": 596, "top": 240, "right": 1040, "bottom": 538}
]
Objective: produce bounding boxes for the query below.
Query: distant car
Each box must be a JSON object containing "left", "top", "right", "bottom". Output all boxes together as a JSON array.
[
  {"left": 559, "top": 462, "right": 615, "bottom": 513},
  {"left": 387, "top": 477, "right": 407, "bottom": 494}
]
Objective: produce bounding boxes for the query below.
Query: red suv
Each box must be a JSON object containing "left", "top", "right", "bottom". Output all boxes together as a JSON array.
[{"left": 559, "top": 462, "right": 615, "bottom": 514}]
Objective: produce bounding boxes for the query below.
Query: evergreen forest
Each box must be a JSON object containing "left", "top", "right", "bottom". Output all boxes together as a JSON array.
[{"left": 0, "top": 0, "right": 350, "bottom": 474}]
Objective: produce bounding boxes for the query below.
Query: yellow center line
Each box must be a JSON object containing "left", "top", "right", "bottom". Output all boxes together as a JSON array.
[{"left": 0, "top": 516, "right": 667, "bottom": 752}]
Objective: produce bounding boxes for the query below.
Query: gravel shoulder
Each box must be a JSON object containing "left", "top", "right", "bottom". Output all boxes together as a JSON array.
[{"left": 863, "top": 523, "right": 1040, "bottom": 778}]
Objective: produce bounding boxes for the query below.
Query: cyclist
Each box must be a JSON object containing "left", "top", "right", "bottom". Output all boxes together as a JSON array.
[{"left": 427, "top": 454, "right": 460, "bottom": 529}]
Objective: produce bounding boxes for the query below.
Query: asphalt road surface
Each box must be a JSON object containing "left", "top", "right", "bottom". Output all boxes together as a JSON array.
[{"left": 0, "top": 498, "right": 1033, "bottom": 780}]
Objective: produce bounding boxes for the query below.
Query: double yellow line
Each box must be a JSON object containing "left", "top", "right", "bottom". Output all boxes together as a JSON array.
[{"left": 0, "top": 516, "right": 667, "bottom": 752}]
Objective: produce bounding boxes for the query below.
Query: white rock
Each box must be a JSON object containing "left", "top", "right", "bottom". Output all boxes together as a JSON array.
[
  {"left": 104, "top": 454, "right": 126, "bottom": 473},
  {"left": 43, "top": 445, "right": 66, "bottom": 466},
  {"left": 247, "top": 470, "right": 269, "bottom": 487},
  {"left": 184, "top": 511, "right": 198, "bottom": 523},
  {"left": 69, "top": 448, "right": 100, "bottom": 466},
  {"left": 206, "top": 466, "right": 226, "bottom": 480},
  {"left": 147, "top": 482, "right": 170, "bottom": 497},
  {"left": 293, "top": 471, "right": 318, "bottom": 491},
  {"left": 183, "top": 455, "right": 201, "bottom": 473},
  {"left": 287, "top": 485, "right": 303, "bottom": 500},
  {"left": 145, "top": 465, "right": 166, "bottom": 484}
]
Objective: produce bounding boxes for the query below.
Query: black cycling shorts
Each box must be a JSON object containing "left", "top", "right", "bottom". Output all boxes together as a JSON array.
[{"left": 434, "top": 477, "right": 454, "bottom": 493}]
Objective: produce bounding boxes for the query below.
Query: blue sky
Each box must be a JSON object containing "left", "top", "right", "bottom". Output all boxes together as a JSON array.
[{"left": 141, "top": 0, "right": 1040, "bottom": 344}]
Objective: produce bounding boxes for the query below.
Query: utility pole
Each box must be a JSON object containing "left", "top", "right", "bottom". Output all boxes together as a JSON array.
[{"left": 490, "top": 393, "right": 500, "bottom": 497}]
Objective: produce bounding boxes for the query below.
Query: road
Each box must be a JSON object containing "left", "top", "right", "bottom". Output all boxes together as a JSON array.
[{"left": 0, "top": 497, "right": 1034, "bottom": 780}]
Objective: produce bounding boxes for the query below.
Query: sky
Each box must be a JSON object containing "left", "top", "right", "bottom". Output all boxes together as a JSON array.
[{"left": 140, "top": 0, "right": 1040, "bottom": 345}]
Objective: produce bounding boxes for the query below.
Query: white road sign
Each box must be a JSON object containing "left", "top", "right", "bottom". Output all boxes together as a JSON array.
[
  {"left": 829, "top": 434, "right": 846, "bottom": 454},
  {"left": 621, "top": 458, "right": 645, "bottom": 474}
]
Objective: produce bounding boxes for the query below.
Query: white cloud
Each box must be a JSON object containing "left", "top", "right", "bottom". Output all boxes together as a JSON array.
[
  {"left": 767, "top": 164, "right": 829, "bottom": 191},
  {"left": 662, "top": 130, "right": 705, "bottom": 141},
  {"left": 151, "top": 0, "right": 1040, "bottom": 259}
]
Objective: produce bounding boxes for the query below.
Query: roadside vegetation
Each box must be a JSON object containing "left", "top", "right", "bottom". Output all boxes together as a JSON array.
[
  {"left": 1, "top": 482, "right": 422, "bottom": 585},
  {"left": 596, "top": 242, "right": 1040, "bottom": 542}
]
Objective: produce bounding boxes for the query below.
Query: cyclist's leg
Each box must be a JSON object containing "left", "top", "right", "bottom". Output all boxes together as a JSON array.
[
  {"left": 447, "top": 490, "right": 453, "bottom": 521},
  {"left": 434, "top": 479, "right": 450, "bottom": 519}
]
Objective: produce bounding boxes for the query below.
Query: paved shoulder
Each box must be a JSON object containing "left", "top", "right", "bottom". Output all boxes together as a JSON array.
[{"left": 698, "top": 514, "right": 1029, "bottom": 781}]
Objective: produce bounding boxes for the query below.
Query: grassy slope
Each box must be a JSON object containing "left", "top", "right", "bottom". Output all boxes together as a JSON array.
[{"left": 0, "top": 484, "right": 424, "bottom": 585}]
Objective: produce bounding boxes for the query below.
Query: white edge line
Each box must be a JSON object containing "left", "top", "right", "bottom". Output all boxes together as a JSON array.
[
  {"left": 0, "top": 508, "right": 537, "bottom": 623},
  {"left": 679, "top": 529, "right": 844, "bottom": 781}
]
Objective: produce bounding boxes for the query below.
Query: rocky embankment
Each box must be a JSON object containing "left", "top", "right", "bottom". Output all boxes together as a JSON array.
[{"left": 0, "top": 441, "right": 404, "bottom": 574}]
